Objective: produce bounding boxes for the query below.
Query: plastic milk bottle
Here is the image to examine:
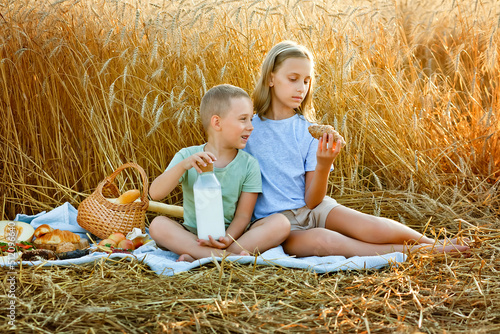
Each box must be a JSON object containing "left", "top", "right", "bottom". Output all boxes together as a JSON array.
[{"left": 193, "top": 162, "right": 225, "bottom": 240}]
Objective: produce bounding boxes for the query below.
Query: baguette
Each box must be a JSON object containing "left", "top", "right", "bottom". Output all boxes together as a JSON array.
[{"left": 116, "top": 189, "right": 141, "bottom": 204}]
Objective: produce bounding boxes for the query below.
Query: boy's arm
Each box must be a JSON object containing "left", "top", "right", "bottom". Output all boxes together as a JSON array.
[
  {"left": 150, "top": 152, "right": 216, "bottom": 201},
  {"left": 304, "top": 134, "right": 342, "bottom": 209},
  {"left": 225, "top": 192, "right": 257, "bottom": 240},
  {"left": 149, "top": 163, "right": 187, "bottom": 201}
]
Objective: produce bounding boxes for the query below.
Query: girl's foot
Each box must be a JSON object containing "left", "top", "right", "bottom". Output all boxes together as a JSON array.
[
  {"left": 416, "top": 243, "right": 470, "bottom": 254},
  {"left": 437, "top": 237, "right": 471, "bottom": 246}
]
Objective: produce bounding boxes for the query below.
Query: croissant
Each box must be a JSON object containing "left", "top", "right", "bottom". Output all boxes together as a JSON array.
[
  {"left": 308, "top": 124, "right": 346, "bottom": 147},
  {"left": 34, "top": 224, "right": 54, "bottom": 238},
  {"left": 34, "top": 229, "right": 80, "bottom": 245}
]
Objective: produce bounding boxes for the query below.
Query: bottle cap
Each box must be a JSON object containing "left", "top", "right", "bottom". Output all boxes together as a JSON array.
[{"left": 197, "top": 161, "right": 213, "bottom": 173}]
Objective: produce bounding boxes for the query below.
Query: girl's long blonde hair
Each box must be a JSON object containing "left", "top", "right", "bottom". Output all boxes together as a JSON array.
[{"left": 253, "top": 41, "right": 316, "bottom": 122}]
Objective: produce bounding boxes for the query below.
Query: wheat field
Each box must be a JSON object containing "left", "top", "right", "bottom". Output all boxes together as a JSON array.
[{"left": 1, "top": 0, "right": 499, "bottom": 332}]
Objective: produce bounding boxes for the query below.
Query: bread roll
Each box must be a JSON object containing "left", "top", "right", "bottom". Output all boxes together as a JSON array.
[
  {"left": 34, "top": 224, "right": 54, "bottom": 238},
  {"left": 308, "top": 124, "right": 346, "bottom": 146},
  {"left": 34, "top": 229, "right": 80, "bottom": 245},
  {"left": 116, "top": 189, "right": 141, "bottom": 204}
]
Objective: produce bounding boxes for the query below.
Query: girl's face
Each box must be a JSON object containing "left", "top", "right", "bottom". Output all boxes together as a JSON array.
[{"left": 269, "top": 57, "right": 312, "bottom": 113}]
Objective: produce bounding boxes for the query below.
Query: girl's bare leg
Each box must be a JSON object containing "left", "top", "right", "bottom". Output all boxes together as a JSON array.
[
  {"left": 324, "top": 206, "right": 439, "bottom": 245},
  {"left": 282, "top": 228, "right": 469, "bottom": 258}
]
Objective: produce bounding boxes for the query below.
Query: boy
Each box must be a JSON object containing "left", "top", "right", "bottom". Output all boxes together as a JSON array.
[{"left": 149, "top": 84, "right": 290, "bottom": 262}]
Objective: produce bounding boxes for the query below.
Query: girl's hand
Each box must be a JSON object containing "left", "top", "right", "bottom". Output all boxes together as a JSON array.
[
  {"left": 197, "top": 235, "right": 232, "bottom": 249},
  {"left": 316, "top": 133, "right": 342, "bottom": 168},
  {"left": 182, "top": 152, "right": 217, "bottom": 173}
]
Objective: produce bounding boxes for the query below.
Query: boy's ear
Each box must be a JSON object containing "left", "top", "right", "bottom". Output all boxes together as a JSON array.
[{"left": 211, "top": 114, "right": 222, "bottom": 131}]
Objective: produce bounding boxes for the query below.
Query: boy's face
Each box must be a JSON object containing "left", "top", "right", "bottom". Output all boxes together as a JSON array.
[{"left": 218, "top": 97, "right": 254, "bottom": 149}]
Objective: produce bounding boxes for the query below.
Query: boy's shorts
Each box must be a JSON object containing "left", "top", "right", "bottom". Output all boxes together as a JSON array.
[{"left": 281, "top": 196, "right": 341, "bottom": 231}]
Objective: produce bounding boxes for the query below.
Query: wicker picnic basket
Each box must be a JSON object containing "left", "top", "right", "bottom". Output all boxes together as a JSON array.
[{"left": 77, "top": 162, "right": 149, "bottom": 239}]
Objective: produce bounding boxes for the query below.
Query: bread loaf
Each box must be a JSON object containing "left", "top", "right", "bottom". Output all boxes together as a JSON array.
[
  {"left": 116, "top": 189, "right": 141, "bottom": 204},
  {"left": 308, "top": 124, "right": 346, "bottom": 147},
  {"left": 34, "top": 229, "right": 80, "bottom": 245},
  {"left": 34, "top": 224, "right": 54, "bottom": 238},
  {"left": 56, "top": 242, "right": 77, "bottom": 253}
]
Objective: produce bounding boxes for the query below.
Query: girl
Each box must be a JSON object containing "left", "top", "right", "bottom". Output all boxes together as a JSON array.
[{"left": 244, "top": 41, "right": 469, "bottom": 257}]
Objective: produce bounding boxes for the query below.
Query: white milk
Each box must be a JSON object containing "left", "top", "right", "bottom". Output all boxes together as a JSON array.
[{"left": 194, "top": 174, "right": 225, "bottom": 240}]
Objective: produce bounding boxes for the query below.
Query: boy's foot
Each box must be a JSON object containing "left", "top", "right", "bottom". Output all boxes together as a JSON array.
[{"left": 177, "top": 254, "right": 195, "bottom": 262}]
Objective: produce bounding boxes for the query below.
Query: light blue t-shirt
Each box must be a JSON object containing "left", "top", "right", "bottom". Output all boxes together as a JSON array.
[
  {"left": 243, "top": 114, "right": 321, "bottom": 219},
  {"left": 167, "top": 144, "right": 262, "bottom": 231}
]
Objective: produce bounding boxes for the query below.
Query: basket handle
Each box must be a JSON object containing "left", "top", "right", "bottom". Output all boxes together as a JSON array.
[{"left": 98, "top": 162, "right": 149, "bottom": 209}]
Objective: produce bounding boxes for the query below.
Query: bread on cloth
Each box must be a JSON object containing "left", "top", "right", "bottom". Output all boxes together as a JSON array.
[
  {"left": 34, "top": 229, "right": 80, "bottom": 245},
  {"left": 308, "top": 124, "right": 346, "bottom": 147},
  {"left": 34, "top": 224, "right": 54, "bottom": 238},
  {"left": 21, "top": 249, "right": 57, "bottom": 261}
]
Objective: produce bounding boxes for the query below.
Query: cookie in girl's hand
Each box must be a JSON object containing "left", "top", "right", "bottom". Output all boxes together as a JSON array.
[{"left": 308, "top": 124, "right": 346, "bottom": 147}]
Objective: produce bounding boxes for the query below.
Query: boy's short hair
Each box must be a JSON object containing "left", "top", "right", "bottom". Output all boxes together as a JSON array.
[{"left": 200, "top": 84, "right": 250, "bottom": 131}]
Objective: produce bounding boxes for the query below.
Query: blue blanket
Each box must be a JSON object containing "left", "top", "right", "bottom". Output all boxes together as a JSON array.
[{"left": 5, "top": 203, "right": 406, "bottom": 275}]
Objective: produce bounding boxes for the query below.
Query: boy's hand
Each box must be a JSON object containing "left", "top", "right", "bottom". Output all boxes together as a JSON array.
[
  {"left": 316, "top": 133, "right": 342, "bottom": 168},
  {"left": 183, "top": 152, "right": 217, "bottom": 173},
  {"left": 197, "top": 235, "right": 232, "bottom": 249}
]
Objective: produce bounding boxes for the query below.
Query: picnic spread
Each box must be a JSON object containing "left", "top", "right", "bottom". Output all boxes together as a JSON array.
[
  {"left": 0, "top": 202, "right": 406, "bottom": 275},
  {"left": 1, "top": 163, "right": 406, "bottom": 275}
]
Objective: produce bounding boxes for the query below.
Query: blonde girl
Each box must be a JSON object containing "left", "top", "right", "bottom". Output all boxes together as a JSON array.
[{"left": 244, "top": 41, "right": 469, "bottom": 257}]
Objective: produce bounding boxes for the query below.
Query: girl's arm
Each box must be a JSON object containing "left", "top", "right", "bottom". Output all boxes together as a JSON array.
[
  {"left": 198, "top": 191, "right": 257, "bottom": 248},
  {"left": 304, "top": 133, "right": 342, "bottom": 209},
  {"left": 149, "top": 152, "right": 216, "bottom": 200}
]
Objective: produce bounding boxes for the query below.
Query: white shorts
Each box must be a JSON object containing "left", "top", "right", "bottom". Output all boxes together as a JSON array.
[{"left": 281, "top": 196, "right": 341, "bottom": 231}]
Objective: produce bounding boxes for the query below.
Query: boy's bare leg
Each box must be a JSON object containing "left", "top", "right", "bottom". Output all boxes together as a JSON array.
[
  {"left": 226, "top": 213, "right": 290, "bottom": 255},
  {"left": 282, "top": 228, "right": 469, "bottom": 258},
  {"left": 149, "top": 216, "right": 242, "bottom": 260}
]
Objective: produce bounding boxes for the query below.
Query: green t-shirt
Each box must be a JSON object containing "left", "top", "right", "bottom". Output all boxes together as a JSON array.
[{"left": 166, "top": 144, "right": 262, "bottom": 232}]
